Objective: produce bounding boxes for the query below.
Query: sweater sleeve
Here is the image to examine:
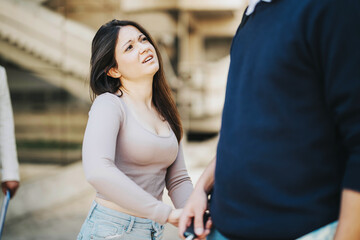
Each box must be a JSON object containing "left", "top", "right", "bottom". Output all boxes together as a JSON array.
[
  {"left": 0, "top": 67, "right": 20, "bottom": 182},
  {"left": 312, "top": 0, "right": 360, "bottom": 191},
  {"left": 165, "top": 142, "right": 193, "bottom": 208},
  {"left": 82, "top": 94, "right": 172, "bottom": 224}
]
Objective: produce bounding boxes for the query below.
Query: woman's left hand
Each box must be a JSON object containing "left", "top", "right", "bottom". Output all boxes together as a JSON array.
[{"left": 167, "top": 208, "right": 183, "bottom": 227}]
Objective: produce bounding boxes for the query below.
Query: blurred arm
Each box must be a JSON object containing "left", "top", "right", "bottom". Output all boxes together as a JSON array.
[
  {"left": 335, "top": 189, "right": 360, "bottom": 240},
  {"left": 316, "top": 1, "right": 360, "bottom": 238},
  {"left": 0, "top": 67, "right": 20, "bottom": 198}
]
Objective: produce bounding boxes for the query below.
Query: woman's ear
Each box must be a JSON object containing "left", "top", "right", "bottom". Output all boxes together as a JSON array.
[{"left": 107, "top": 67, "right": 121, "bottom": 78}]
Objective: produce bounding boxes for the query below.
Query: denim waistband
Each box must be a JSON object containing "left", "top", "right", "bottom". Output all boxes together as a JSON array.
[{"left": 87, "top": 201, "right": 164, "bottom": 234}]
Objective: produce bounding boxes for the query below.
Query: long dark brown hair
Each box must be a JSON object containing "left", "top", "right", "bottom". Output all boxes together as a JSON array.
[{"left": 90, "top": 19, "right": 182, "bottom": 143}]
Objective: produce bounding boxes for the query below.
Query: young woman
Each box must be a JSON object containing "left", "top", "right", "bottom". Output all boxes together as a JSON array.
[{"left": 77, "top": 19, "right": 193, "bottom": 240}]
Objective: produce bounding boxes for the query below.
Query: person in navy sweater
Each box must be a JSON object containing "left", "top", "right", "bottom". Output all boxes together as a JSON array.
[{"left": 179, "top": 0, "right": 360, "bottom": 239}]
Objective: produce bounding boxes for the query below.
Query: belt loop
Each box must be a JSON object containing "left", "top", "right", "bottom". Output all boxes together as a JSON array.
[
  {"left": 87, "top": 201, "right": 97, "bottom": 220},
  {"left": 151, "top": 221, "right": 161, "bottom": 238},
  {"left": 151, "top": 221, "right": 156, "bottom": 231},
  {"left": 126, "top": 216, "right": 135, "bottom": 233}
]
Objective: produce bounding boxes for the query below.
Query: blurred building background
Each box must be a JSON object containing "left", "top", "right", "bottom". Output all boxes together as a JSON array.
[
  {"left": 0, "top": 0, "right": 247, "bottom": 239},
  {"left": 1, "top": 0, "right": 247, "bottom": 164}
]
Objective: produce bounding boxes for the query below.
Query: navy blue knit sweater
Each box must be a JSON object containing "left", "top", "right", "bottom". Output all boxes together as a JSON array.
[{"left": 211, "top": 0, "right": 360, "bottom": 239}]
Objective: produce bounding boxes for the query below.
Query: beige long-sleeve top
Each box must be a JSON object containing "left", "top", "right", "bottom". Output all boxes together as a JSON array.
[
  {"left": 82, "top": 93, "right": 193, "bottom": 224},
  {"left": 0, "top": 66, "right": 20, "bottom": 182}
]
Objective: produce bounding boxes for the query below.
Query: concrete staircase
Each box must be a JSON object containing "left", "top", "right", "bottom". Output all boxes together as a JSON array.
[
  {"left": 0, "top": 0, "right": 94, "bottom": 102},
  {"left": 14, "top": 111, "right": 87, "bottom": 164}
]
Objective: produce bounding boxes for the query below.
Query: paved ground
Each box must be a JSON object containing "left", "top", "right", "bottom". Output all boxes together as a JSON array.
[{"left": 1, "top": 138, "right": 218, "bottom": 240}]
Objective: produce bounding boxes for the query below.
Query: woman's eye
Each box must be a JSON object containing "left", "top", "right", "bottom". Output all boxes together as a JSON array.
[
  {"left": 141, "top": 37, "right": 148, "bottom": 42},
  {"left": 125, "top": 45, "right": 133, "bottom": 51}
]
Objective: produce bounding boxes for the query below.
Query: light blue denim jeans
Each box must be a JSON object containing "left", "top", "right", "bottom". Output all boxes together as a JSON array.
[
  {"left": 207, "top": 221, "right": 338, "bottom": 240},
  {"left": 77, "top": 201, "right": 164, "bottom": 240}
]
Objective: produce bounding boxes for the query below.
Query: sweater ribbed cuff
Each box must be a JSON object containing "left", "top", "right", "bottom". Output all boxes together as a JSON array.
[
  {"left": 153, "top": 203, "right": 172, "bottom": 225},
  {"left": 1, "top": 169, "right": 20, "bottom": 182},
  {"left": 342, "top": 154, "right": 360, "bottom": 192}
]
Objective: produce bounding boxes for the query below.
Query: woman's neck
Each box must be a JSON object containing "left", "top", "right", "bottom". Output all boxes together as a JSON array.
[{"left": 120, "top": 78, "right": 153, "bottom": 108}]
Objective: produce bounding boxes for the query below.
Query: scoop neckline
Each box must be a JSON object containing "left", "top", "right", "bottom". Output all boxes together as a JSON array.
[{"left": 114, "top": 94, "right": 173, "bottom": 138}]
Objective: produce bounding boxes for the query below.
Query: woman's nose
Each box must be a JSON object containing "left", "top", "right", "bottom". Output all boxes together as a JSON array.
[{"left": 139, "top": 44, "right": 149, "bottom": 55}]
